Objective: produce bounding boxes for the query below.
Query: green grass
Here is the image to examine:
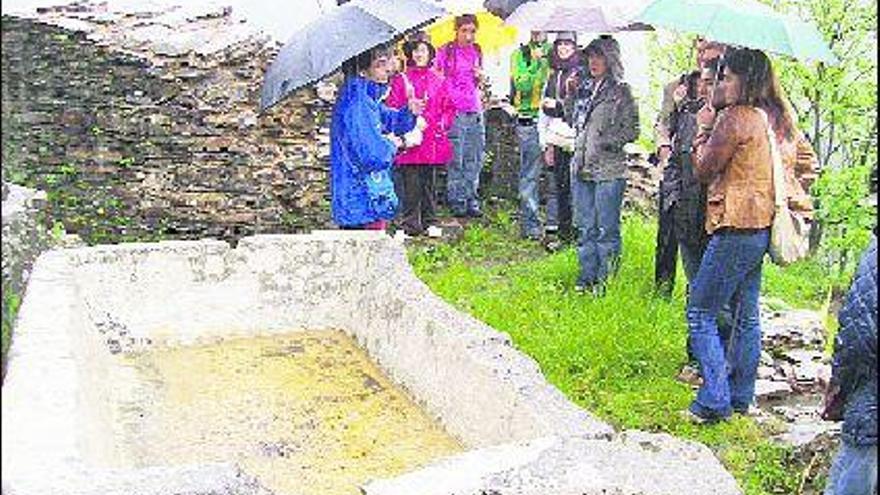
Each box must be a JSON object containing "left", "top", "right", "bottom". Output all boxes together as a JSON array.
[
  {"left": 408, "top": 209, "right": 838, "bottom": 495},
  {"left": 2, "top": 288, "right": 22, "bottom": 378}
]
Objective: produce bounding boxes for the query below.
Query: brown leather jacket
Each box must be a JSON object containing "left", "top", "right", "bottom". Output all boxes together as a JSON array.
[{"left": 694, "top": 105, "right": 817, "bottom": 234}]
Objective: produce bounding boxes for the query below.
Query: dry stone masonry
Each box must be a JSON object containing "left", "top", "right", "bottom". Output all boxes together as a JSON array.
[{"left": 2, "top": 2, "right": 335, "bottom": 244}]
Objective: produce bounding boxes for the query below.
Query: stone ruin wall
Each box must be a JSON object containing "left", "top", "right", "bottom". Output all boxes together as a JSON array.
[
  {"left": 1, "top": 2, "right": 659, "bottom": 245},
  {"left": 1, "top": 3, "right": 334, "bottom": 244}
]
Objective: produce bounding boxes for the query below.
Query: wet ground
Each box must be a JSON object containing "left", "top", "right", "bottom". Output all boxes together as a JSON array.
[{"left": 100, "top": 330, "right": 462, "bottom": 495}]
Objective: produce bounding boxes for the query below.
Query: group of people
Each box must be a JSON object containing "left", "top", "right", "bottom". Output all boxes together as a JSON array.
[
  {"left": 327, "top": 17, "right": 876, "bottom": 495},
  {"left": 508, "top": 30, "right": 639, "bottom": 295},
  {"left": 330, "top": 14, "right": 487, "bottom": 236}
]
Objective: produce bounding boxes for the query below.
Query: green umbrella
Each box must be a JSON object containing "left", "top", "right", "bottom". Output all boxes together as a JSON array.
[{"left": 635, "top": 0, "right": 838, "bottom": 65}]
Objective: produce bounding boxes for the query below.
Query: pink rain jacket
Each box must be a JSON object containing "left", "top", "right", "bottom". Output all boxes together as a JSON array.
[{"left": 386, "top": 66, "right": 456, "bottom": 166}]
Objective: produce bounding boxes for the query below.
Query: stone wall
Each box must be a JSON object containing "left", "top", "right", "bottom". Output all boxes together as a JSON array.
[{"left": 2, "top": 3, "right": 334, "bottom": 244}]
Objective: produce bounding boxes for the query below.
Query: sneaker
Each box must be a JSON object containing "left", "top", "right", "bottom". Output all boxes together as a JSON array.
[
  {"left": 466, "top": 205, "right": 484, "bottom": 218},
  {"left": 680, "top": 408, "right": 728, "bottom": 425},
  {"left": 733, "top": 404, "right": 761, "bottom": 417},
  {"left": 545, "top": 225, "right": 559, "bottom": 234},
  {"left": 675, "top": 364, "right": 702, "bottom": 388},
  {"left": 574, "top": 284, "right": 587, "bottom": 294},
  {"left": 544, "top": 239, "right": 563, "bottom": 252}
]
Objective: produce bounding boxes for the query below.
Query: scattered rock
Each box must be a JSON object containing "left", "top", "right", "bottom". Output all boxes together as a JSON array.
[{"left": 755, "top": 379, "right": 793, "bottom": 401}]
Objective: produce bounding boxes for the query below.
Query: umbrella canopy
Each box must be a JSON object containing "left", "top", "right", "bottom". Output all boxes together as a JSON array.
[
  {"left": 636, "top": 0, "right": 837, "bottom": 65},
  {"left": 505, "top": 0, "right": 651, "bottom": 32},
  {"left": 483, "top": 0, "right": 531, "bottom": 18},
  {"left": 259, "top": 0, "right": 446, "bottom": 112},
  {"left": 426, "top": 10, "right": 518, "bottom": 55}
]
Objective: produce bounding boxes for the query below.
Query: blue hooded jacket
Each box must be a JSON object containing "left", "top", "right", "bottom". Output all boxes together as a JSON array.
[
  {"left": 831, "top": 236, "right": 877, "bottom": 446},
  {"left": 330, "top": 76, "right": 416, "bottom": 227}
]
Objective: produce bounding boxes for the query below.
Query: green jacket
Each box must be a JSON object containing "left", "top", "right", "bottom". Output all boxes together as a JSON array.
[{"left": 510, "top": 42, "right": 550, "bottom": 119}]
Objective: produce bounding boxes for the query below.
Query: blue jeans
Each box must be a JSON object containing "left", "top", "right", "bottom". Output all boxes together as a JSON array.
[
  {"left": 824, "top": 442, "right": 877, "bottom": 495},
  {"left": 687, "top": 229, "right": 769, "bottom": 419},
  {"left": 447, "top": 112, "right": 485, "bottom": 213},
  {"left": 517, "top": 123, "right": 543, "bottom": 238},
  {"left": 571, "top": 177, "right": 627, "bottom": 286}
]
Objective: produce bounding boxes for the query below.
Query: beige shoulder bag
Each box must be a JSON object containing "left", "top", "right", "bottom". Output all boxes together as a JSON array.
[{"left": 758, "top": 108, "right": 810, "bottom": 266}]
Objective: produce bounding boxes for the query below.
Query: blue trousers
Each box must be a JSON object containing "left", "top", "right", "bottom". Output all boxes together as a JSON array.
[
  {"left": 516, "top": 123, "right": 543, "bottom": 238},
  {"left": 571, "top": 177, "right": 627, "bottom": 286},
  {"left": 687, "top": 229, "right": 769, "bottom": 419},
  {"left": 446, "top": 112, "right": 485, "bottom": 214},
  {"left": 824, "top": 442, "right": 877, "bottom": 495}
]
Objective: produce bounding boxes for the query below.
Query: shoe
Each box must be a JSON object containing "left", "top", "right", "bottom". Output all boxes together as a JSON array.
[
  {"left": 733, "top": 404, "right": 760, "bottom": 417},
  {"left": 426, "top": 225, "right": 443, "bottom": 238},
  {"left": 680, "top": 408, "right": 728, "bottom": 425},
  {"left": 675, "top": 364, "right": 702, "bottom": 388},
  {"left": 545, "top": 225, "right": 559, "bottom": 234},
  {"left": 590, "top": 283, "right": 606, "bottom": 297},
  {"left": 466, "top": 206, "right": 483, "bottom": 218},
  {"left": 544, "top": 239, "right": 563, "bottom": 252}
]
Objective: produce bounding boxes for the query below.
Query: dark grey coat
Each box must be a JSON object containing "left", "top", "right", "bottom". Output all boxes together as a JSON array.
[{"left": 831, "top": 236, "right": 877, "bottom": 446}]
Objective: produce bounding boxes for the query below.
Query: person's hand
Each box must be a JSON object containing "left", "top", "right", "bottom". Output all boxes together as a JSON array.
[
  {"left": 408, "top": 97, "right": 426, "bottom": 116},
  {"left": 530, "top": 45, "right": 544, "bottom": 60},
  {"left": 542, "top": 97, "right": 557, "bottom": 110},
  {"left": 672, "top": 83, "right": 688, "bottom": 105},
  {"left": 386, "top": 134, "right": 404, "bottom": 148},
  {"left": 565, "top": 74, "right": 580, "bottom": 94},
  {"left": 473, "top": 64, "right": 483, "bottom": 81},
  {"left": 415, "top": 116, "right": 428, "bottom": 130},
  {"left": 696, "top": 103, "right": 716, "bottom": 131},
  {"left": 657, "top": 144, "right": 672, "bottom": 164},
  {"left": 544, "top": 147, "right": 555, "bottom": 167}
]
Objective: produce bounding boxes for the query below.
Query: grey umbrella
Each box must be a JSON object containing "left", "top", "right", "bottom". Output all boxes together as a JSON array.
[
  {"left": 259, "top": 0, "right": 445, "bottom": 112},
  {"left": 483, "top": 0, "right": 532, "bottom": 18}
]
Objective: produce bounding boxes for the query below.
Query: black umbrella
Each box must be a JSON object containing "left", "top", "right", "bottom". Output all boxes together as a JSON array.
[{"left": 260, "top": 0, "right": 446, "bottom": 112}]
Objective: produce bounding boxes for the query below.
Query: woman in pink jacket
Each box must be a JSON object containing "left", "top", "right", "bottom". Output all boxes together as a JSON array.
[{"left": 385, "top": 37, "right": 456, "bottom": 235}]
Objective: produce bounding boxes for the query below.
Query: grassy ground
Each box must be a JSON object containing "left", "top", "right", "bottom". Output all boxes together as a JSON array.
[{"left": 409, "top": 207, "right": 838, "bottom": 495}]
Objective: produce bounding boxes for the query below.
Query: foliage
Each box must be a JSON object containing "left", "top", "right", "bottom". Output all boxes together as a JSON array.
[
  {"left": 810, "top": 164, "right": 876, "bottom": 276},
  {"left": 769, "top": 0, "right": 877, "bottom": 172},
  {"left": 640, "top": 31, "right": 699, "bottom": 149},
  {"left": 410, "top": 211, "right": 838, "bottom": 494}
]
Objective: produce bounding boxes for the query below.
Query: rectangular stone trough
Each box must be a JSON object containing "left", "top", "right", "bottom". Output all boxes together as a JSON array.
[{"left": 2, "top": 232, "right": 742, "bottom": 495}]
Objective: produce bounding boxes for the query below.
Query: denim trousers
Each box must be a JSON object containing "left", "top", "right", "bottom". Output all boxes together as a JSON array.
[
  {"left": 571, "top": 177, "right": 627, "bottom": 286},
  {"left": 687, "top": 229, "right": 769, "bottom": 419},
  {"left": 824, "top": 442, "right": 877, "bottom": 495},
  {"left": 516, "top": 123, "right": 543, "bottom": 238},
  {"left": 446, "top": 112, "right": 485, "bottom": 213},
  {"left": 546, "top": 146, "right": 574, "bottom": 241}
]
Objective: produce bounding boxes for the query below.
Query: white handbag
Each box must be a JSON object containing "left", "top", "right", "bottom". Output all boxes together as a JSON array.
[
  {"left": 400, "top": 73, "right": 424, "bottom": 149},
  {"left": 759, "top": 109, "right": 810, "bottom": 266},
  {"left": 543, "top": 117, "right": 576, "bottom": 151}
]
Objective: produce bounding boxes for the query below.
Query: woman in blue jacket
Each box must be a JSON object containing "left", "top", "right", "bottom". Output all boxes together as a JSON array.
[{"left": 331, "top": 45, "right": 423, "bottom": 230}]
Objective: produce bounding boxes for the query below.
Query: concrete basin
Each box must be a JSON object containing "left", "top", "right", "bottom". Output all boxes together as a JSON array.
[{"left": 2, "top": 232, "right": 741, "bottom": 494}]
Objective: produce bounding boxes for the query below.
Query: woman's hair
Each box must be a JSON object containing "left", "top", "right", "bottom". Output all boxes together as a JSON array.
[
  {"left": 402, "top": 39, "right": 436, "bottom": 67},
  {"left": 454, "top": 14, "right": 478, "bottom": 30},
  {"left": 722, "top": 47, "right": 796, "bottom": 139},
  {"left": 342, "top": 44, "right": 393, "bottom": 78},
  {"left": 683, "top": 70, "right": 701, "bottom": 100}
]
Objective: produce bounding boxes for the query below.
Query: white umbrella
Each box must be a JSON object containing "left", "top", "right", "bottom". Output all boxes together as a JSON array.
[{"left": 505, "top": 0, "right": 651, "bottom": 32}]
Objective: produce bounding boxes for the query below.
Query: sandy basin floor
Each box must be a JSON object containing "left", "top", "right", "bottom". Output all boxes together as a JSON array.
[{"left": 101, "top": 330, "right": 462, "bottom": 495}]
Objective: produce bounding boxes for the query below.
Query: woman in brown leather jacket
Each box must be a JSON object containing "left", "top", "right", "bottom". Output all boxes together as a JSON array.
[{"left": 684, "top": 47, "right": 817, "bottom": 422}]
